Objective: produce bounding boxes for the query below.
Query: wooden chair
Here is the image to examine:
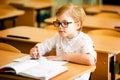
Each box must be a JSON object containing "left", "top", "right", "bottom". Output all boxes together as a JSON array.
[
  {"left": 0, "top": 42, "right": 21, "bottom": 53},
  {"left": 87, "top": 29, "right": 120, "bottom": 37}
]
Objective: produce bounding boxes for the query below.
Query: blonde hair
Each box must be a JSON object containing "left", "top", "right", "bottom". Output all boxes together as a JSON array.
[{"left": 56, "top": 3, "right": 86, "bottom": 27}]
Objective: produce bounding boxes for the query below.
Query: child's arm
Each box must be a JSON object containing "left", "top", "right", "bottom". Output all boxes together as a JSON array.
[{"left": 46, "top": 53, "right": 96, "bottom": 66}]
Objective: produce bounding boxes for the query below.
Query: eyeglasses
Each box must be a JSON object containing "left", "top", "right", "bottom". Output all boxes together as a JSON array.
[{"left": 53, "top": 21, "right": 72, "bottom": 28}]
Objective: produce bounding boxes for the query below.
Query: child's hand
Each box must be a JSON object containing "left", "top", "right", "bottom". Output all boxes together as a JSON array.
[{"left": 30, "top": 46, "right": 41, "bottom": 59}]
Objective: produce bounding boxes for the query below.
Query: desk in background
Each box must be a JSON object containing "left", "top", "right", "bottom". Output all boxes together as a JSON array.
[
  {"left": 0, "top": 26, "right": 57, "bottom": 53},
  {"left": 0, "top": 4, "right": 25, "bottom": 30},
  {"left": 9, "top": 0, "right": 54, "bottom": 27},
  {"left": 85, "top": 5, "right": 120, "bottom": 14},
  {"left": 0, "top": 50, "right": 96, "bottom": 80},
  {"left": 83, "top": 14, "right": 120, "bottom": 32},
  {"left": 87, "top": 34, "right": 120, "bottom": 80}
]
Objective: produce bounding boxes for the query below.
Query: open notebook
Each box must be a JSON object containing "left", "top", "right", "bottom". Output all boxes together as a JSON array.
[{"left": 0, "top": 55, "right": 68, "bottom": 80}]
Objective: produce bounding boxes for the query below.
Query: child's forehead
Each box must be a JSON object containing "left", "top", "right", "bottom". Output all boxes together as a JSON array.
[
  {"left": 56, "top": 11, "right": 71, "bottom": 17},
  {"left": 56, "top": 16, "right": 74, "bottom": 22}
]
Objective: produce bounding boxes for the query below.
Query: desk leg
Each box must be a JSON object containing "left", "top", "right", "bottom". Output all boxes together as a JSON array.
[
  {"left": 11, "top": 17, "right": 17, "bottom": 27},
  {"left": 91, "top": 51, "right": 110, "bottom": 80},
  {"left": 0, "top": 20, "right": 4, "bottom": 30},
  {"left": 36, "top": 7, "right": 52, "bottom": 28},
  {"left": 0, "top": 17, "right": 17, "bottom": 30},
  {"left": 110, "top": 56, "right": 115, "bottom": 80},
  {"left": 36, "top": 10, "right": 41, "bottom": 27}
]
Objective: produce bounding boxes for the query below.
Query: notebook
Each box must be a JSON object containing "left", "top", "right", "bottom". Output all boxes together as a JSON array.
[{"left": 0, "top": 55, "right": 68, "bottom": 80}]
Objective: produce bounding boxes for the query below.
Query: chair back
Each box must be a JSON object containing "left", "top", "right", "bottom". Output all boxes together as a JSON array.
[{"left": 0, "top": 42, "right": 21, "bottom": 53}]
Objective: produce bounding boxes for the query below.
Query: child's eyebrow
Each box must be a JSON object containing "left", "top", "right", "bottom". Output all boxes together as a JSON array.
[{"left": 56, "top": 19, "right": 68, "bottom": 22}]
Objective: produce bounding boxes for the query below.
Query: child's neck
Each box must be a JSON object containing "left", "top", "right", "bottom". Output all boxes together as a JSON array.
[{"left": 66, "top": 31, "right": 79, "bottom": 39}]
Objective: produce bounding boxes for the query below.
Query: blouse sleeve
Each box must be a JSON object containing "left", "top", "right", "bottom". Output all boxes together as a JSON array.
[
  {"left": 81, "top": 34, "right": 97, "bottom": 60},
  {"left": 35, "top": 33, "right": 59, "bottom": 55}
]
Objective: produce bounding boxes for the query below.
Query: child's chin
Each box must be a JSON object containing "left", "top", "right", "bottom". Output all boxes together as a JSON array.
[
  {"left": 60, "top": 34, "right": 66, "bottom": 37},
  {"left": 59, "top": 32, "right": 65, "bottom": 36}
]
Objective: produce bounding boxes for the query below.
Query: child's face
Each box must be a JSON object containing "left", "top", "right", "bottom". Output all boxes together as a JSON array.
[{"left": 55, "top": 14, "right": 80, "bottom": 39}]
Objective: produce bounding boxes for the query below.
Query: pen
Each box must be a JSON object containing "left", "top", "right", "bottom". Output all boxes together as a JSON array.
[
  {"left": 31, "top": 51, "right": 39, "bottom": 60},
  {"left": 31, "top": 57, "right": 39, "bottom": 60}
]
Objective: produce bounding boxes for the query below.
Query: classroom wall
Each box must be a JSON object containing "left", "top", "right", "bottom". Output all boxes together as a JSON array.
[{"left": 52, "top": 0, "right": 101, "bottom": 17}]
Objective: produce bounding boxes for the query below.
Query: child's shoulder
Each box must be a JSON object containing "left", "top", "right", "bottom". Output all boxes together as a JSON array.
[
  {"left": 79, "top": 32, "right": 92, "bottom": 40},
  {"left": 79, "top": 32, "right": 89, "bottom": 37}
]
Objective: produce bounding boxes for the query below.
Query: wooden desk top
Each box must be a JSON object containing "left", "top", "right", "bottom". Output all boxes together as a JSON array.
[
  {"left": 9, "top": 0, "right": 54, "bottom": 9},
  {"left": 85, "top": 5, "right": 120, "bottom": 14},
  {"left": 83, "top": 14, "right": 120, "bottom": 30},
  {"left": 0, "top": 4, "right": 25, "bottom": 19},
  {"left": 0, "top": 26, "right": 57, "bottom": 43},
  {"left": 0, "top": 50, "right": 96, "bottom": 80},
  {"left": 87, "top": 34, "right": 120, "bottom": 56}
]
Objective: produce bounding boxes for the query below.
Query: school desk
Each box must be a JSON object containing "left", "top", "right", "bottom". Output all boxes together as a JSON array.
[
  {"left": 0, "top": 4, "right": 25, "bottom": 30},
  {"left": 87, "top": 34, "right": 120, "bottom": 80},
  {"left": 0, "top": 26, "right": 57, "bottom": 53},
  {"left": 0, "top": 50, "right": 96, "bottom": 80},
  {"left": 85, "top": 5, "right": 120, "bottom": 14},
  {"left": 84, "top": 15, "right": 120, "bottom": 32},
  {"left": 9, "top": 0, "right": 54, "bottom": 27}
]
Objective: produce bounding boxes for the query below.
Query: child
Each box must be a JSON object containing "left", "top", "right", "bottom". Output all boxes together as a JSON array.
[{"left": 30, "top": 3, "right": 97, "bottom": 80}]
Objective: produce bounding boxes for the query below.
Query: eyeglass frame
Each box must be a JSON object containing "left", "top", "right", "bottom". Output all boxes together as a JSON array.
[{"left": 53, "top": 21, "right": 72, "bottom": 28}]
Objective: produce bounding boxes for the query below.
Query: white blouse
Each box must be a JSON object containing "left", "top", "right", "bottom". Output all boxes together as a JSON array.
[
  {"left": 36, "top": 32, "right": 96, "bottom": 80},
  {"left": 36, "top": 32, "right": 96, "bottom": 59}
]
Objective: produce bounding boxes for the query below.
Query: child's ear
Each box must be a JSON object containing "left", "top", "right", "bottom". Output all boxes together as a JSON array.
[
  {"left": 77, "top": 26, "right": 81, "bottom": 30},
  {"left": 76, "top": 21, "right": 81, "bottom": 29}
]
